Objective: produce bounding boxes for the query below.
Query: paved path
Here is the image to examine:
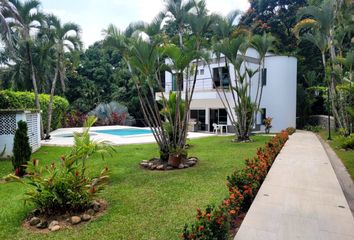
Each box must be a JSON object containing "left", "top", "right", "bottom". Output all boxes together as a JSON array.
[{"left": 235, "top": 131, "right": 354, "bottom": 240}]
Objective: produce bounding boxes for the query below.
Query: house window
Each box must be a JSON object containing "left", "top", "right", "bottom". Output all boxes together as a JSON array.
[
  {"left": 213, "top": 67, "right": 230, "bottom": 88},
  {"left": 261, "top": 68, "right": 267, "bottom": 86},
  {"left": 172, "top": 73, "right": 183, "bottom": 91},
  {"left": 199, "top": 69, "right": 204, "bottom": 75},
  {"left": 261, "top": 108, "right": 266, "bottom": 125}
]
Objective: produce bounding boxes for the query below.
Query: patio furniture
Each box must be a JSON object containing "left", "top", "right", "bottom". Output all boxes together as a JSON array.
[{"left": 212, "top": 123, "right": 221, "bottom": 134}]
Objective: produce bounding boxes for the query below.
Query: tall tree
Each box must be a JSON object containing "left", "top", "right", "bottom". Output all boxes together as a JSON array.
[
  {"left": 163, "top": 0, "right": 194, "bottom": 47},
  {"left": 45, "top": 14, "right": 82, "bottom": 137},
  {"left": 9, "top": 0, "right": 43, "bottom": 111},
  {"left": 0, "top": 0, "right": 21, "bottom": 49}
]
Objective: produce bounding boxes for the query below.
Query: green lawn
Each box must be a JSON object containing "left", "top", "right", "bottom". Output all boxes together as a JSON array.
[
  {"left": 0, "top": 135, "right": 270, "bottom": 240},
  {"left": 318, "top": 130, "right": 354, "bottom": 179}
]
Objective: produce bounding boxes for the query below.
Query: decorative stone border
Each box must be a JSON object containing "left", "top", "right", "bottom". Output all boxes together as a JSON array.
[
  {"left": 23, "top": 199, "right": 107, "bottom": 233},
  {"left": 140, "top": 157, "right": 198, "bottom": 170}
]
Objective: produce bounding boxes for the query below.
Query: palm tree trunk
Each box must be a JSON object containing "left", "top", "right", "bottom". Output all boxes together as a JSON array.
[
  {"left": 46, "top": 68, "right": 58, "bottom": 138},
  {"left": 26, "top": 41, "right": 43, "bottom": 139}
]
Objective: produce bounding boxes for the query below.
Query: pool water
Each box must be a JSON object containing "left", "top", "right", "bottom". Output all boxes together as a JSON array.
[{"left": 93, "top": 128, "right": 152, "bottom": 136}]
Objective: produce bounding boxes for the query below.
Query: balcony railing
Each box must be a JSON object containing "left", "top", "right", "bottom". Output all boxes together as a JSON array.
[{"left": 165, "top": 77, "right": 231, "bottom": 92}]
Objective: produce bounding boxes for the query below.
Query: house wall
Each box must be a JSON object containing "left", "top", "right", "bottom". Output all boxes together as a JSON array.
[{"left": 160, "top": 50, "right": 297, "bottom": 133}]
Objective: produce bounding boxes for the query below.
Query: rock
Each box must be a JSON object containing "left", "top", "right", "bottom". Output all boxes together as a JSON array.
[
  {"left": 156, "top": 164, "right": 164, "bottom": 170},
  {"left": 184, "top": 164, "right": 189, "bottom": 168},
  {"left": 93, "top": 201, "right": 101, "bottom": 212},
  {"left": 178, "top": 164, "right": 185, "bottom": 169},
  {"left": 189, "top": 157, "right": 198, "bottom": 161},
  {"left": 71, "top": 216, "right": 81, "bottom": 225},
  {"left": 150, "top": 164, "right": 157, "bottom": 170},
  {"left": 29, "top": 217, "right": 41, "bottom": 226},
  {"left": 50, "top": 225, "right": 61, "bottom": 232},
  {"left": 48, "top": 220, "right": 59, "bottom": 230},
  {"left": 142, "top": 160, "right": 148, "bottom": 163},
  {"left": 148, "top": 162, "right": 153, "bottom": 167},
  {"left": 140, "top": 162, "right": 149, "bottom": 167},
  {"left": 87, "top": 209, "right": 95, "bottom": 216},
  {"left": 81, "top": 214, "right": 92, "bottom": 221},
  {"left": 166, "top": 166, "right": 174, "bottom": 170},
  {"left": 186, "top": 160, "right": 196, "bottom": 167},
  {"left": 36, "top": 220, "right": 48, "bottom": 229}
]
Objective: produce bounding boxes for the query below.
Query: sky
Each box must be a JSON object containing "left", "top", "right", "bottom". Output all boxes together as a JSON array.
[{"left": 40, "top": 0, "right": 250, "bottom": 48}]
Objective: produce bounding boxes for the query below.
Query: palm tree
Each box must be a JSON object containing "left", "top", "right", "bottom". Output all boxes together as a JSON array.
[
  {"left": 163, "top": 0, "right": 194, "bottom": 47},
  {"left": 293, "top": 0, "right": 344, "bottom": 130},
  {"left": 0, "top": 0, "right": 21, "bottom": 49},
  {"left": 44, "top": 14, "right": 82, "bottom": 137},
  {"left": 9, "top": 0, "right": 44, "bottom": 111},
  {"left": 250, "top": 33, "right": 276, "bottom": 111}
]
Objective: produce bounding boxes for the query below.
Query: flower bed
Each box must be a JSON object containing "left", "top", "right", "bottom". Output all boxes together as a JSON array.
[{"left": 182, "top": 130, "right": 290, "bottom": 240}]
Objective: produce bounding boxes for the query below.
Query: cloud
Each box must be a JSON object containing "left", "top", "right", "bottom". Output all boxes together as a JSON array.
[{"left": 40, "top": 0, "right": 250, "bottom": 48}]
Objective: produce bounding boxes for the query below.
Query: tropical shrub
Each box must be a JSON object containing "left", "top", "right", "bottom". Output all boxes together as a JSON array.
[
  {"left": 12, "top": 121, "right": 31, "bottom": 177},
  {"left": 337, "top": 134, "right": 354, "bottom": 150},
  {"left": 0, "top": 90, "right": 69, "bottom": 131},
  {"left": 10, "top": 117, "right": 112, "bottom": 214},
  {"left": 304, "top": 124, "right": 322, "bottom": 132},
  {"left": 182, "top": 205, "right": 230, "bottom": 240},
  {"left": 182, "top": 130, "right": 289, "bottom": 239},
  {"left": 263, "top": 117, "right": 273, "bottom": 134},
  {"left": 286, "top": 127, "right": 296, "bottom": 135},
  {"left": 88, "top": 101, "right": 135, "bottom": 126},
  {"left": 62, "top": 110, "right": 88, "bottom": 128}
]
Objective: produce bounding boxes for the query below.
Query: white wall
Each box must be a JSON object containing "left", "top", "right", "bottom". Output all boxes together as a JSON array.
[
  {"left": 161, "top": 51, "right": 297, "bottom": 132},
  {"left": 259, "top": 56, "right": 297, "bottom": 131}
]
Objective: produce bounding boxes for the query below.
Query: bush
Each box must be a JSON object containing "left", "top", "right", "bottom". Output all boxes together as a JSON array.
[
  {"left": 182, "top": 130, "right": 289, "bottom": 239},
  {"left": 62, "top": 110, "right": 88, "bottom": 128},
  {"left": 10, "top": 116, "right": 113, "bottom": 214},
  {"left": 338, "top": 134, "right": 354, "bottom": 150},
  {"left": 0, "top": 90, "right": 69, "bottom": 131},
  {"left": 182, "top": 205, "right": 230, "bottom": 240},
  {"left": 88, "top": 101, "right": 135, "bottom": 126},
  {"left": 304, "top": 125, "right": 322, "bottom": 132},
  {"left": 286, "top": 127, "right": 296, "bottom": 135},
  {"left": 12, "top": 121, "right": 31, "bottom": 177}
]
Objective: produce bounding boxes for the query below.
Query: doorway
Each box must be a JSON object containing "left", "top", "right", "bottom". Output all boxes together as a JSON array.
[
  {"left": 209, "top": 108, "right": 227, "bottom": 132},
  {"left": 190, "top": 110, "right": 206, "bottom": 131}
]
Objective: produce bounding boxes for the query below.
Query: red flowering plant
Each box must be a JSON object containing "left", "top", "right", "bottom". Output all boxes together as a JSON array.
[
  {"left": 9, "top": 117, "right": 113, "bottom": 214},
  {"left": 62, "top": 110, "right": 88, "bottom": 128},
  {"left": 182, "top": 205, "right": 230, "bottom": 240},
  {"left": 286, "top": 127, "right": 296, "bottom": 135},
  {"left": 182, "top": 129, "right": 291, "bottom": 239}
]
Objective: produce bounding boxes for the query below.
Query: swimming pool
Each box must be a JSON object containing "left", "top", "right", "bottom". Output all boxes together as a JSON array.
[{"left": 93, "top": 128, "right": 152, "bottom": 137}]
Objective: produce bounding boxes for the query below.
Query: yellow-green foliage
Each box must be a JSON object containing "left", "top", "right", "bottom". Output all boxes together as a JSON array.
[{"left": 0, "top": 90, "right": 69, "bottom": 131}]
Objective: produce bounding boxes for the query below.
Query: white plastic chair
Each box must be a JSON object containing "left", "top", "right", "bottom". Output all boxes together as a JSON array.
[{"left": 212, "top": 123, "right": 220, "bottom": 134}]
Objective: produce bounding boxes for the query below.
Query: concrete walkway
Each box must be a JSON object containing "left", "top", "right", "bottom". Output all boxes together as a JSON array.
[{"left": 235, "top": 131, "right": 354, "bottom": 240}]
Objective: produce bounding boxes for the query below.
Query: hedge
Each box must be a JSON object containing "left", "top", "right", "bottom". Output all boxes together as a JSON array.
[{"left": 0, "top": 90, "right": 69, "bottom": 131}]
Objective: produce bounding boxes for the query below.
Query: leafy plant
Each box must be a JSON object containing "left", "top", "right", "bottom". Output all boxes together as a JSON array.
[
  {"left": 263, "top": 117, "right": 273, "bottom": 134},
  {"left": 12, "top": 121, "right": 31, "bottom": 177},
  {"left": 304, "top": 125, "right": 322, "bottom": 133},
  {"left": 9, "top": 116, "right": 113, "bottom": 214},
  {"left": 286, "top": 127, "right": 296, "bottom": 135},
  {"left": 337, "top": 134, "right": 354, "bottom": 150},
  {"left": 88, "top": 101, "right": 135, "bottom": 126},
  {"left": 183, "top": 130, "right": 289, "bottom": 238}
]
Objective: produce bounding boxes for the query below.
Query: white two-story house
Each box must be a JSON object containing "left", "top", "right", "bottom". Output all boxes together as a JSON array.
[{"left": 158, "top": 49, "right": 297, "bottom": 133}]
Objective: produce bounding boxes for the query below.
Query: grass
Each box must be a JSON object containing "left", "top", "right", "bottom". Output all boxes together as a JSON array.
[
  {"left": 318, "top": 129, "right": 354, "bottom": 179},
  {"left": 0, "top": 135, "right": 271, "bottom": 240}
]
